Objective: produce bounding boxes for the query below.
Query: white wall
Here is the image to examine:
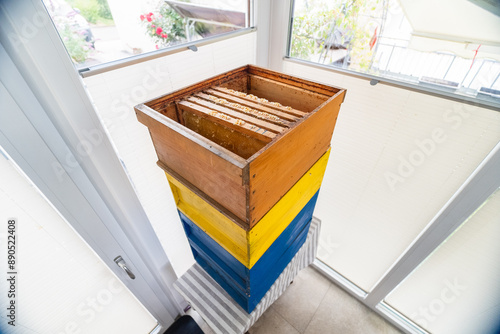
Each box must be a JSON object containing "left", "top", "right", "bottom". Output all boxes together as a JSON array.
[{"left": 82, "top": 32, "right": 257, "bottom": 276}]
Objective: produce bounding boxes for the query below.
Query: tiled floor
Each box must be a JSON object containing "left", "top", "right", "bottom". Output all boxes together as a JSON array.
[
  {"left": 248, "top": 266, "right": 402, "bottom": 334},
  {"left": 189, "top": 266, "right": 403, "bottom": 334}
]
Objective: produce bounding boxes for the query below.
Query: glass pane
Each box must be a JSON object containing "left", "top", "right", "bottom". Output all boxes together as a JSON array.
[
  {"left": 43, "top": 0, "right": 249, "bottom": 69},
  {"left": 0, "top": 149, "right": 157, "bottom": 333},
  {"left": 385, "top": 188, "right": 500, "bottom": 334},
  {"left": 289, "top": 0, "right": 500, "bottom": 104},
  {"left": 290, "top": 64, "right": 500, "bottom": 292}
]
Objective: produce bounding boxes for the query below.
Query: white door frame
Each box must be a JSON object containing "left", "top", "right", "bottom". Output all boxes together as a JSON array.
[{"left": 0, "top": 0, "right": 183, "bottom": 329}]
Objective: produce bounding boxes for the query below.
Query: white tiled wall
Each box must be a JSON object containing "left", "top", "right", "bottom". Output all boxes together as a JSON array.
[{"left": 82, "top": 32, "right": 257, "bottom": 276}]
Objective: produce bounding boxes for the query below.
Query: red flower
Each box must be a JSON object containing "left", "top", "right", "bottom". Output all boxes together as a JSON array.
[
  {"left": 151, "top": 24, "right": 155, "bottom": 28},
  {"left": 155, "top": 45, "right": 159, "bottom": 50},
  {"left": 147, "top": 16, "right": 152, "bottom": 22},
  {"left": 161, "top": 33, "right": 168, "bottom": 38},
  {"left": 156, "top": 27, "right": 163, "bottom": 35},
  {"left": 140, "top": 14, "right": 145, "bottom": 21}
]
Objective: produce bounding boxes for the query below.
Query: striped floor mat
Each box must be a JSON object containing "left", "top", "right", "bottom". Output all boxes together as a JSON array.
[{"left": 174, "top": 217, "right": 320, "bottom": 334}]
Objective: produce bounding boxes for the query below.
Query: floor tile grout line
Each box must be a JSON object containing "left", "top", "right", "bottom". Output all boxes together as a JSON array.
[
  {"left": 301, "top": 281, "right": 334, "bottom": 333},
  {"left": 271, "top": 267, "right": 334, "bottom": 333},
  {"left": 268, "top": 302, "right": 303, "bottom": 334},
  {"left": 271, "top": 307, "right": 302, "bottom": 334}
]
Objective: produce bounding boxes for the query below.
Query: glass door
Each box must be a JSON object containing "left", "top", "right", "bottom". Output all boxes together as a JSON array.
[
  {"left": 0, "top": 149, "right": 158, "bottom": 334},
  {"left": 282, "top": 23, "right": 500, "bottom": 331},
  {"left": 385, "top": 187, "right": 500, "bottom": 334},
  {"left": 0, "top": 2, "right": 181, "bottom": 329}
]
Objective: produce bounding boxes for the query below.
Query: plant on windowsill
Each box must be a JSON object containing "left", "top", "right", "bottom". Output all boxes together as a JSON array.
[{"left": 140, "top": 5, "right": 186, "bottom": 50}]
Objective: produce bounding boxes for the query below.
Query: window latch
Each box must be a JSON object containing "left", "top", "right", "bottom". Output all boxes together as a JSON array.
[{"left": 114, "top": 256, "right": 136, "bottom": 280}]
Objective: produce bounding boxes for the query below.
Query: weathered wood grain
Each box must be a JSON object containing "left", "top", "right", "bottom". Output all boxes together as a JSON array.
[
  {"left": 177, "top": 100, "right": 275, "bottom": 143},
  {"left": 136, "top": 104, "right": 248, "bottom": 220},
  {"left": 248, "top": 98, "right": 342, "bottom": 226},
  {"left": 167, "top": 174, "right": 249, "bottom": 260},
  {"left": 248, "top": 66, "right": 344, "bottom": 97},
  {"left": 187, "top": 95, "right": 286, "bottom": 133},
  {"left": 208, "top": 88, "right": 302, "bottom": 120},
  {"left": 248, "top": 75, "right": 330, "bottom": 112},
  {"left": 183, "top": 112, "right": 266, "bottom": 159},
  {"left": 135, "top": 65, "right": 347, "bottom": 229},
  {"left": 247, "top": 149, "right": 330, "bottom": 260}
]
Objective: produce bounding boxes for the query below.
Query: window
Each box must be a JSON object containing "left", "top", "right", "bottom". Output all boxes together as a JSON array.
[
  {"left": 43, "top": 0, "right": 250, "bottom": 70},
  {"left": 288, "top": 0, "right": 500, "bottom": 105},
  {"left": 385, "top": 188, "right": 500, "bottom": 334}
]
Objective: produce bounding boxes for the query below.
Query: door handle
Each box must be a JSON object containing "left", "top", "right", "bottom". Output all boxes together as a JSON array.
[{"left": 114, "top": 256, "right": 136, "bottom": 280}]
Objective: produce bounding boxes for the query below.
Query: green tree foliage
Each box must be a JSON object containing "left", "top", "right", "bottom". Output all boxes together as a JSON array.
[
  {"left": 290, "top": 0, "right": 381, "bottom": 72},
  {"left": 96, "top": 0, "right": 113, "bottom": 20},
  {"left": 67, "top": 0, "right": 114, "bottom": 25},
  {"left": 70, "top": 0, "right": 100, "bottom": 24},
  {"left": 57, "top": 20, "right": 92, "bottom": 63},
  {"left": 290, "top": 2, "right": 332, "bottom": 60}
]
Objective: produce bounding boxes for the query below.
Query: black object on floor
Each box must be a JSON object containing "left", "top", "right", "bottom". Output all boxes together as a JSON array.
[{"left": 164, "top": 315, "right": 204, "bottom": 334}]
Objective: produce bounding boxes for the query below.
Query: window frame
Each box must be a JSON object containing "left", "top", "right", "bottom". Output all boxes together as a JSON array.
[
  {"left": 285, "top": 0, "right": 500, "bottom": 111},
  {"left": 80, "top": 27, "right": 256, "bottom": 78}
]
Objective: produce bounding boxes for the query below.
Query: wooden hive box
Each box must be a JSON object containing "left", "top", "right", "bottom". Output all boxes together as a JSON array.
[
  {"left": 135, "top": 65, "right": 346, "bottom": 230},
  {"left": 165, "top": 149, "right": 330, "bottom": 269}
]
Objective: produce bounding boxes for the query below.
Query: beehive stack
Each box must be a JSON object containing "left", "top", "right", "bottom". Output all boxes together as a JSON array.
[{"left": 135, "top": 65, "right": 346, "bottom": 313}]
